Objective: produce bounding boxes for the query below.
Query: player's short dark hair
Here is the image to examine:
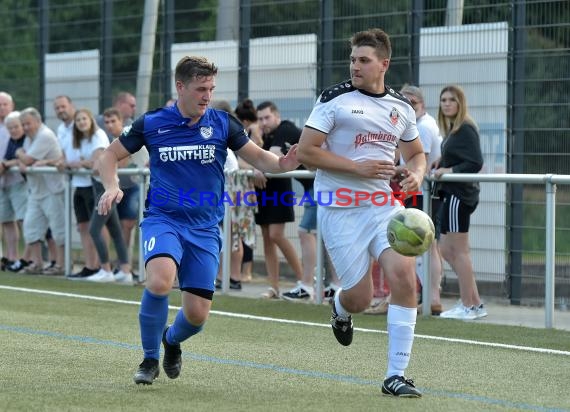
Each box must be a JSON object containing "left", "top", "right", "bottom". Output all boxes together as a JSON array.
[
  {"left": 350, "top": 28, "right": 392, "bottom": 60},
  {"left": 175, "top": 56, "right": 218, "bottom": 84}
]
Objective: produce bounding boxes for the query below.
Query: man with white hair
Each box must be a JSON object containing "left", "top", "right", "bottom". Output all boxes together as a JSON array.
[
  {"left": 14, "top": 108, "right": 65, "bottom": 275},
  {"left": 0, "top": 90, "right": 13, "bottom": 144},
  {"left": 400, "top": 85, "right": 444, "bottom": 316},
  {"left": 0, "top": 92, "right": 16, "bottom": 270}
]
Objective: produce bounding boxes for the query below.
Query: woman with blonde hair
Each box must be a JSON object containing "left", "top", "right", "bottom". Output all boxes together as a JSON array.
[
  {"left": 58, "top": 108, "right": 102, "bottom": 278},
  {"left": 70, "top": 108, "right": 132, "bottom": 283},
  {"left": 432, "top": 85, "right": 486, "bottom": 320}
]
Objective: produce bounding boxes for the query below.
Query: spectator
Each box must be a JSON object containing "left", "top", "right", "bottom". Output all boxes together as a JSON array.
[
  {"left": 0, "top": 91, "right": 15, "bottom": 269},
  {"left": 0, "top": 111, "right": 31, "bottom": 272},
  {"left": 364, "top": 85, "right": 444, "bottom": 316},
  {"left": 433, "top": 84, "right": 486, "bottom": 320},
  {"left": 235, "top": 98, "right": 263, "bottom": 146},
  {"left": 103, "top": 107, "right": 147, "bottom": 275},
  {"left": 113, "top": 92, "right": 137, "bottom": 125},
  {"left": 282, "top": 172, "right": 317, "bottom": 301},
  {"left": 15, "top": 108, "right": 65, "bottom": 275},
  {"left": 97, "top": 92, "right": 137, "bottom": 141},
  {"left": 255, "top": 101, "right": 303, "bottom": 299},
  {"left": 53, "top": 95, "right": 76, "bottom": 146},
  {"left": 95, "top": 55, "right": 299, "bottom": 385},
  {"left": 234, "top": 98, "right": 263, "bottom": 282},
  {"left": 401, "top": 85, "right": 443, "bottom": 316},
  {"left": 297, "top": 28, "right": 425, "bottom": 397},
  {"left": 210, "top": 100, "right": 257, "bottom": 291},
  {"left": 57, "top": 106, "right": 101, "bottom": 279},
  {"left": 71, "top": 109, "right": 132, "bottom": 284},
  {"left": 401, "top": 85, "right": 444, "bottom": 315}
]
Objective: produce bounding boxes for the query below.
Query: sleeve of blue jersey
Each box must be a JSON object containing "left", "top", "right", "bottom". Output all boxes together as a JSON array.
[
  {"left": 227, "top": 115, "right": 250, "bottom": 151},
  {"left": 119, "top": 116, "right": 146, "bottom": 154}
]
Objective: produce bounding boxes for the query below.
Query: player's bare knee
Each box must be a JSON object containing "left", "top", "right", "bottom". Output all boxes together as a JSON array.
[
  {"left": 182, "top": 307, "right": 209, "bottom": 326},
  {"left": 146, "top": 274, "right": 175, "bottom": 295},
  {"left": 341, "top": 288, "right": 373, "bottom": 313}
]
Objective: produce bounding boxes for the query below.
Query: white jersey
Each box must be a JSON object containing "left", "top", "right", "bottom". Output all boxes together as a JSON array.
[{"left": 305, "top": 80, "right": 418, "bottom": 207}]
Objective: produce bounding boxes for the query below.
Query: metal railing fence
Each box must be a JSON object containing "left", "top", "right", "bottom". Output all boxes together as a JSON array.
[{"left": 6, "top": 166, "right": 570, "bottom": 328}]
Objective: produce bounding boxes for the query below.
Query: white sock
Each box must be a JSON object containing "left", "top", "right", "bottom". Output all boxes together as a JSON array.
[
  {"left": 333, "top": 288, "right": 351, "bottom": 319},
  {"left": 386, "top": 304, "right": 417, "bottom": 378}
]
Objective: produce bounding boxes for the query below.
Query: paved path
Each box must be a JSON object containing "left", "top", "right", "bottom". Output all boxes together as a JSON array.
[{"left": 217, "top": 276, "right": 570, "bottom": 331}]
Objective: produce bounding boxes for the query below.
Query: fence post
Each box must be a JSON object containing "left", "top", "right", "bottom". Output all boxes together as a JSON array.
[
  {"left": 314, "top": 207, "right": 324, "bottom": 304},
  {"left": 420, "top": 180, "right": 432, "bottom": 317},
  {"left": 221, "top": 178, "right": 232, "bottom": 294},
  {"left": 138, "top": 171, "right": 147, "bottom": 283},
  {"left": 544, "top": 175, "right": 556, "bottom": 328},
  {"left": 64, "top": 172, "right": 72, "bottom": 276}
]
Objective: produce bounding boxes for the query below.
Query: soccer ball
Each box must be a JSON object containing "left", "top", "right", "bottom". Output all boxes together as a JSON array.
[{"left": 387, "top": 208, "right": 435, "bottom": 257}]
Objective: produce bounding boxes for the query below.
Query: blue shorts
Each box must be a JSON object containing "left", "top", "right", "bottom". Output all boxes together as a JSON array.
[
  {"left": 141, "top": 215, "right": 222, "bottom": 291},
  {"left": 117, "top": 185, "right": 140, "bottom": 220},
  {"left": 299, "top": 188, "right": 317, "bottom": 233},
  {"left": 299, "top": 204, "right": 317, "bottom": 233}
]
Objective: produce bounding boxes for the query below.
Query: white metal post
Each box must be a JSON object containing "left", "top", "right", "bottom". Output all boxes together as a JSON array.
[
  {"left": 544, "top": 176, "right": 556, "bottom": 328},
  {"left": 421, "top": 180, "right": 432, "bottom": 317}
]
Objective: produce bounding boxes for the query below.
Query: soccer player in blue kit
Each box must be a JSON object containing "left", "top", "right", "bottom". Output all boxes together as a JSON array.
[{"left": 96, "top": 56, "right": 300, "bottom": 385}]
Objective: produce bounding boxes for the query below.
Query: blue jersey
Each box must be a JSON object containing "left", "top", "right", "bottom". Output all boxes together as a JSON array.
[{"left": 120, "top": 105, "right": 250, "bottom": 228}]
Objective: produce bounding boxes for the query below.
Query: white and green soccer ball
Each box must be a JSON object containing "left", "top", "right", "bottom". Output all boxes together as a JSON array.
[{"left": 387, "top": 208, "right": 435, "bottom": 257}]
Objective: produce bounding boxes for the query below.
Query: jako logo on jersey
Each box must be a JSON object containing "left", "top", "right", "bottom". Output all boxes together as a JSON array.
[
  {"left": 200, "top": 126, "right": 213, "bottom": 139},
  {"left": 354, "top": 131, "right": 397, "bottom": 148},
  {"left": 390, "top": 107, "right": 400, "bottom": 125},
  {"left": 158, "top": 145, "right": 216, "bottom": 164}
]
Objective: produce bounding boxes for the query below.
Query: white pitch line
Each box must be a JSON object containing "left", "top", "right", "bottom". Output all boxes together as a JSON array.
[{"left": 1, "top": 284, "right": 569, "bottom": 357}]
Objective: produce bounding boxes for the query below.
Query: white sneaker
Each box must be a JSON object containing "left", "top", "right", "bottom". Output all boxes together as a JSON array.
[
  {"left": 114, "top": 270, "right": 133, "bottom": 284},
  {"left": 439, "top": 302, "right": 465, "bottom": 318},
  {"left": 85, "top": 268, "right": 115, "bottom": 283},
  {"left": 441, "top": 305, "right": 479, "bottom": 320},
  {"left": 473, "top": 303, "right": 488, "bottom": 319}
]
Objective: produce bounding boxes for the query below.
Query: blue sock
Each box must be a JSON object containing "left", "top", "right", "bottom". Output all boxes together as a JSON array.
[
  {"left": 139, "top": 289, "right": 169, "bottom": 360},
  {"left": 166, "top": 309, "right": 204, "bottom": 344}
]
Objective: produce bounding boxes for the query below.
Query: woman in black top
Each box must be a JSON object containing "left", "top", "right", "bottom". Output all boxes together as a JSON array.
[{"left": 432, "top": 85, "right": 486, "bottom": 320}]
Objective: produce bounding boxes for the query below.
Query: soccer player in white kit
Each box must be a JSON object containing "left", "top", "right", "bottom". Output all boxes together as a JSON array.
[{"left": 297, "top": 28, "right": 426, "bottom": 398}]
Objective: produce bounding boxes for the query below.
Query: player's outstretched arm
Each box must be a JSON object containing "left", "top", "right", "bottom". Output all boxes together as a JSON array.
[
  {"left": 96, "top": 139, "right": 131, "bottom": 216},
  {"left": 236, "top": 140, "right": 300, "bottom": 173}
]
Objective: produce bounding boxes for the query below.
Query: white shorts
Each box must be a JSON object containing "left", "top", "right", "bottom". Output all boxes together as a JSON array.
[
  {"left": 0, "top": 182, "right": 27, "bottom": 222},
  {"left": 319, "top": 204, "right": 403, "bottom": 290},
  {"left": 23, "top": 192, "right": 65, "bottom": 245}
]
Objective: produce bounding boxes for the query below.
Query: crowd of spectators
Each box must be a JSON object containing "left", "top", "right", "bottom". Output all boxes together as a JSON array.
[{"left": 0, "top": 91, "right": 145, "bottom": 283}]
